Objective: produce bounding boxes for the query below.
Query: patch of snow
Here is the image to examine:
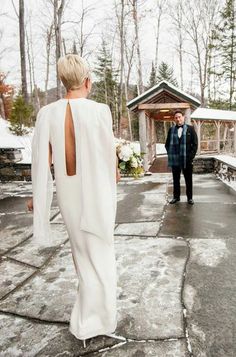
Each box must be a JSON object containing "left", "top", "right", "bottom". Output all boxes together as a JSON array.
[
  {"left": 214, "top": 154, "right": 236, "bottom": 168},
  {"left": 191, "top": 107, "right": 236, "bottom": 121},
  {"left": 156, "top": 143, "right": 166, "bottom": 155},
  {"left": 191, "top": 239, "right": 229, "bottom": 267},
  {"left": 130, "top": 141, "right": 166, "bottom": 155},
  {"left": 0, "top": 117, "right": 33, "bottom": 164}
]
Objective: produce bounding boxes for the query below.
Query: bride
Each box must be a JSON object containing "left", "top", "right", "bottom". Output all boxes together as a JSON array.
[{"left": 27, "top": 54, "right": 120, "bottom": 345}]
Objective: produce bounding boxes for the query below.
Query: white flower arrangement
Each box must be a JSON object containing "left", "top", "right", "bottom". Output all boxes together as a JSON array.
[{"left": 116, "top": 139, "right": 144, "bottom": 178}]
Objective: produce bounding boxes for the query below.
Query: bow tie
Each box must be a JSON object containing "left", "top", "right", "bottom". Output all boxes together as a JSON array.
[{"left": 177, "top": 125, "right": 184, "bottom": 128}]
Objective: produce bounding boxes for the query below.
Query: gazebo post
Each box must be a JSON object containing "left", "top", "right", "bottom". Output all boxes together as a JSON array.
[
  {"left": 234, "top": 122, "right": 236, "bottom": 154},
  {"left": 215, "top": 121, "right": 221, "bottom": 153},
  {"left": 138, "top": 109, "right": 148, "bottom": 172},
  {"left": 195, "top": 120, "right": 201, "bottom": 155},
  {"left": 151, "top": 119, "right": 156, "bottom": 158},
  {"left": 185, "top": 107, "right": 191, "bottom": 125},
  {"left": 146, "top": 117, "right": 152, "bottom": 163}
]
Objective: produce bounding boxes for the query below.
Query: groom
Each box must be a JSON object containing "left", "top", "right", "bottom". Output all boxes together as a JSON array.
[{"left": 165, "top": 110, "right": 198, "bottom": 205}]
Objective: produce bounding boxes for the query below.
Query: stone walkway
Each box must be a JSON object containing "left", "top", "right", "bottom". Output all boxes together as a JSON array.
[{"left": 0, "top": 173, "right": 236, "bottom": 356}]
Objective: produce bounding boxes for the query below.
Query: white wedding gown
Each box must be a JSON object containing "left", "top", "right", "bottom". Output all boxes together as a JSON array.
[{"left": 31, "top": 98, "right": 117, "bottom": 339}]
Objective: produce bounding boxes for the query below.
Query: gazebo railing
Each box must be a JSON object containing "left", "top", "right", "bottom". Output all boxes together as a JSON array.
[{"left": 200, "top": 139, "right": 234, "bottom": 153}]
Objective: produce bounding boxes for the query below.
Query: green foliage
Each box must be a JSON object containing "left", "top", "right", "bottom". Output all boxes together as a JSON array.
[
  {"left": 211, "top": 0, "right": 236, "bottom": 108},
  {"left": 156, "top": 62, "right": 178, "bottom": 86},
  {"left": 92, "top": 40, "right": 119, "bottom": 126},
  {"left": 9, "top": 95, "right": 34, "bottom": 136},
  {"left": 131, "top": 114, "right": 139, "bottom": 141},
  {"left": 209, "top": 98, "right": 236, "bottom": 111}
]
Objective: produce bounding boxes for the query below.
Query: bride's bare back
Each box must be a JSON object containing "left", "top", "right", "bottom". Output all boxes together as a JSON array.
[{"left": 65, "top": 103, "right": 76, "bottom": 176}]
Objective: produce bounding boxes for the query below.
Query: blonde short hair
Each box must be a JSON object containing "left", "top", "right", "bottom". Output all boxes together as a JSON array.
[{"left": 57, "top": 54, "right": 91, "bottom": 91}]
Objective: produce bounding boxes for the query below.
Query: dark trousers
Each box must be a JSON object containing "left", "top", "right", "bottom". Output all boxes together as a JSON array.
[{"left": 172, "top": 163, "right": 193, "bottom": 200}]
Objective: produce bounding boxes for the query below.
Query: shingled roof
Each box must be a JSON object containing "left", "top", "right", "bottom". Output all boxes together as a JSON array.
[{"left": 127, "top": 80, "right": 201, "bottom": 111}]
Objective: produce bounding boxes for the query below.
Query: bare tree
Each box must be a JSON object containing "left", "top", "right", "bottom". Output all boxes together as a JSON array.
[
  {"left": 0, "top": 11, "right": 10, "bottom": 61},
  {"left": 74, "top": 0, "right": 95, "bottom": 57},
  {"left": 169, "top": 0, "right": 185, "bottom": 90},
  {"left": 53, "top": 0, "right": 65, "bottom": 99},
  {"left": 44, "top": 24, "right": 53, "bottom": 105},
  {"left": 182, "top": 0, "right": 221, "bottom": 106},
  {"left": 129, "top": 0, "right": 144, "bottom": 94},
  {"left": 114, "top": 0, "right": 125, "bottom": 136},
  {"left": 19, "top": 0, "right": 28, "bottom": 102},
  {"left": 64, "top": 0, "right": 96, "bottom": 58},
  {"left": 154, "top": 0, "right": 167, "bottom": 71},
  {"left": 27, "top": 17, "right": 40, "bottom": 112}
]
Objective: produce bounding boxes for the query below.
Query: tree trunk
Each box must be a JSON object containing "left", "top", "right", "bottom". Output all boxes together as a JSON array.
[
  {"left": 117, "top": 0, "right": 125, "bottom": 136},
  {"left": 19, "top": 0, "right": 28, "bottom": 103},
  {"left": 44, "top": 24, "right": 53, "bottom": 105},
  {"left": 54, "top": 0, "right": 65, "bottom": 99},
  {"left": 131, "top": 0, "right": 144, "bottom": 94}
]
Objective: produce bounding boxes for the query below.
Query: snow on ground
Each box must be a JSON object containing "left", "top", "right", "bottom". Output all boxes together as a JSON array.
[
  {"left": 130, "top": 141, "right": 167, "bottom": 155},
  {"left": 0, "top": 118, "right": 33, "bottom": 164},
  {"left": 214, "top": 154, "right": 236, "bottom": 192},
  {"left": 214, "top": 154, "right": 236, "bottom": 168}
]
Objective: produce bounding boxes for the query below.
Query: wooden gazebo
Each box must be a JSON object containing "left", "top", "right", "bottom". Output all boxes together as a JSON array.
[
  {"left": 127, "top": 81, "right": 201, "bottom": 171},
  {"left": 191, "top": 108, "right": 236, "bottom": 155}
]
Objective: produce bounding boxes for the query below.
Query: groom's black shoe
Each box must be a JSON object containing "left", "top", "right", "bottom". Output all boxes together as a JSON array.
[
  {"left": 169, "top": 198, "right": 180, "bottom": 204},
  {"left": 188, "top": 199, "right": 194, "bottom": 205}
]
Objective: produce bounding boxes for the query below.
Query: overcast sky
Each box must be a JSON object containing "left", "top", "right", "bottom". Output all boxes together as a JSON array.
[{"left": 0, "top": 0, "right": 197, "bottom": 93}]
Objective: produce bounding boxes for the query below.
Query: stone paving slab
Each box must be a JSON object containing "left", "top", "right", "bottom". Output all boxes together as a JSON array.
[
  {"left": 115, "top": 237, "right": 187, "bottom": 339},
  {"left": 115, "top": 222, "right": 161, "bottom": 237},
  {"left": 0, "top": 258, "right": 36, "bottom": 299},
  {"left": 184, "top": 238, "right": 236, "bottom": 357},
  {"left": 0, "top": 314, "right": 120, "bottom": 357},
  {"left": 116, "top": 192, "right": 165, "bottom": 223},
  {"left": 6, "top": 224, "right": 69, "bottom": 268},
  {"left": 51, "top": 213, "right": 64, "bottom": 224},
  {"left": 118, "top": 180, "right": 168, "bottom": 195},
  {"left": 159, "top": 202, "right": 236, "bottom": 239},
  {"left": 1, "top": 173, "right": 236, "bottom": 356},
  {"left": 0, "top": 237, "right": 187, "bottom": 341},
  {"left": 0, "top": 209, "right": 59, "bottom": 256},
  {"left": 168, "top": 176, "right": 236, "bottom": 204},
  {"left": 0, "top": 213, "right": 34, "bottom": 255},
  {"left": 95, "top": 340, "right": 189, "bottom": 357},
  {"left": 0, "top": 242, "right": 77, "bottom": 322}
]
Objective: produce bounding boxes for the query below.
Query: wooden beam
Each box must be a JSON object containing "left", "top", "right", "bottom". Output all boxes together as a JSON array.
[{"left": 138, "top": 102, "right": 190, "bottom": 110}]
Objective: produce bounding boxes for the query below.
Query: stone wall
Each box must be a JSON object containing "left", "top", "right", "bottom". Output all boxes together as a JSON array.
[
  {"left": 193, "top": 156, "right": 215, "bottom": 174},
  {"left": 214, "top": 159, "right": 236, "bottom": 183},
  {"left": 0, "top": 148, "right": 23, "bottom": 164},
  {"left": 0, "top": 163, "right": 31, "bottom": 182},
  {"left": 0, "top": 156, "right": 235, "bottom": 181}
]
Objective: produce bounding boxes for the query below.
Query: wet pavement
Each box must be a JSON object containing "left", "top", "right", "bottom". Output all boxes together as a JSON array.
[{"left": 0, "top": 174, "right": 236, "bottom": 356}]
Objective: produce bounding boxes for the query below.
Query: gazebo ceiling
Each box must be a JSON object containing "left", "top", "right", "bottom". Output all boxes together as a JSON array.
[{"left": 127, "top": 80, "right": 201, "bottom": 112}]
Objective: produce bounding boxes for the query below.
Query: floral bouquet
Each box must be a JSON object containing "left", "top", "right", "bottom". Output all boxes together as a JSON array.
[{"left": 116, "top": 139, "right": 144, "bottom": 178}]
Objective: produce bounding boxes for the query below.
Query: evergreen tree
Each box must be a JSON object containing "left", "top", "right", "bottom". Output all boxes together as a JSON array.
[
  {"left": 9, "top": 95, "right": 33, "bottom": 135},
  {"left": 148, "top": 62, "right": 157, "bottom": 89},
  {"left": 212, "top": 0, "right": 236, "bottom": 109},
  {"left": 156, "top": 62, "right": 178, "bottom": 86},
  {"left": 92, "top": 40, "right": 118, "bottom": 131}
]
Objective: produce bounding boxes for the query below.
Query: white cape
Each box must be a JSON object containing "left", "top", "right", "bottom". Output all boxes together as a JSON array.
[{"left": 31, "top": 99, "right": 117, "bottom": 246}]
